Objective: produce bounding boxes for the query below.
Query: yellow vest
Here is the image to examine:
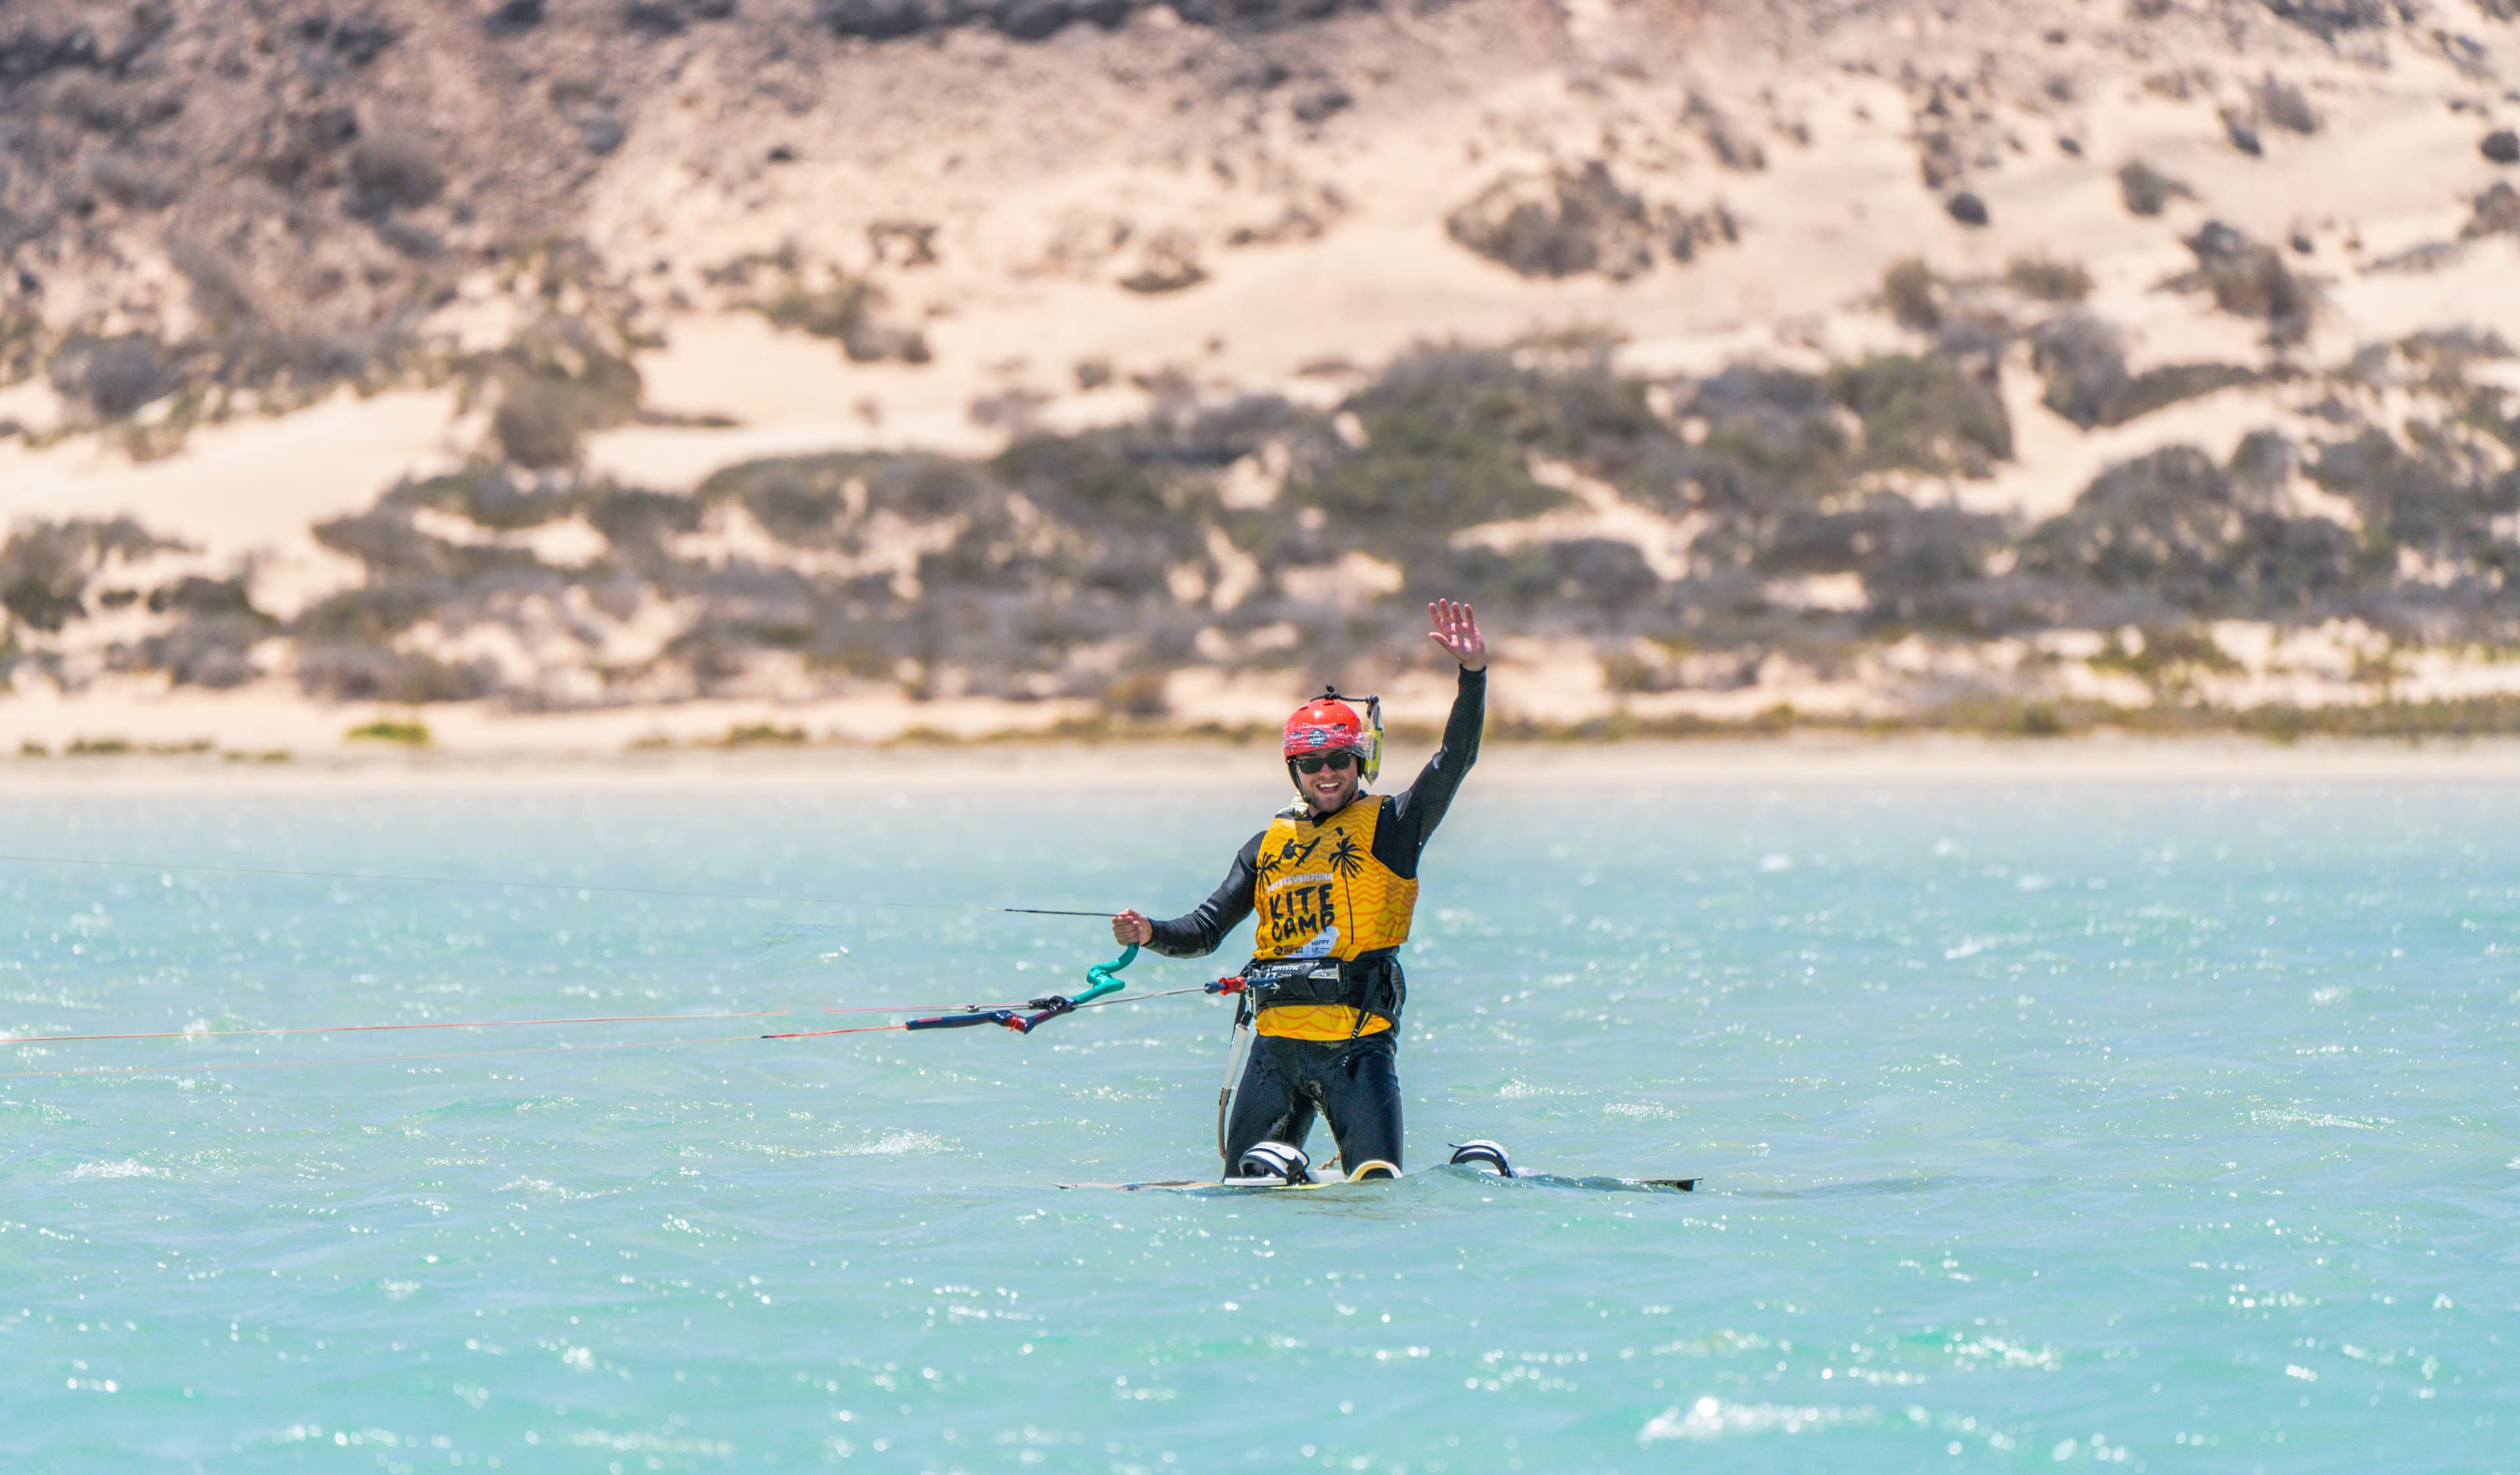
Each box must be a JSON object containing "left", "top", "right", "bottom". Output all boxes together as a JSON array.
[{"left": 1251, "top": 798, "right": 1417, "bottom": 1039}]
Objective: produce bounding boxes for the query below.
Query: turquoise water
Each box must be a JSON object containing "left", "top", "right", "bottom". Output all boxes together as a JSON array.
[{"left": 3, "top": 768, "right": 2514, "bottom": 1472}]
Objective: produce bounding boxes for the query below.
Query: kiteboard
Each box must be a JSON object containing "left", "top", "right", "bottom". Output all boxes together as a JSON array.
[
  {"left": 1057, "top": 1170, "right": 1697, "bottom": 1193},
  {"left": 1059, "top": 1140, "right": 1696, "bottom": 1193}
]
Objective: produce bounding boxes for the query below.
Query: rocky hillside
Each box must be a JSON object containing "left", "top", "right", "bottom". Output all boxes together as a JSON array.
[{"left": 4, "top": 0, "right": 2520, "bottom": 746}]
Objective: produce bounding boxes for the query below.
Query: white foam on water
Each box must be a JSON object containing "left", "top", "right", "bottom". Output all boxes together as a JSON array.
[
  {"left": 2249, "top": 1107, "right": 2387, "bottom": 1131},
  {"left": 1639, "top": 1396, "right": 1868, "bottom": 1443},
  {"left": 839, "top": 1129, "right": 947, "bottom": 1157},
  {"left": 69, "top": 1159, "right": 159, "bottom": 1180}
]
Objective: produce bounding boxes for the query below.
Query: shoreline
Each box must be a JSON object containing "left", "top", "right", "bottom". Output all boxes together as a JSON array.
[{"left": 10, "top": 732, "right": 2520, "bottom": 795}]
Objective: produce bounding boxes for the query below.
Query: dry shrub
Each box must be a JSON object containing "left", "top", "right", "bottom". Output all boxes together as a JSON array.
[
  {"left": 2032, "top": 314, "right": 2256, "bottom": 428},
  {"left": 1446, "top": 163, "right": 1661, "bottom": 281},
  {"left": 2026, "top": 444, "right": 2365, "bottom": 614},
  {"left": 2117, "top": 160, "right": 2192, "bottom": 217},
  {"left": 87, "top": 153, "right": 178, "bottom": 209},
  {"left": 2181, "top": 223, "right": 2313, "bottom": 344},
  {"left": 1828, "top": 354, "right": 2013, "bottom": 476},
  {"left": 348, "top": 131, "right": 444, "bottom": 210},
  {"left": 759, "top": 278, "right": 931, "bottom": 362},
  {"left": 2464, "top": 182, "right": 2520, "bottom": 240},
  {"left": 1686, "top": 95, "right": 1767, "bottom": 172},
  {"left": 297, "top": 645, "right": 499, "bottom": 703},
  {"left": 2006, "top": 257, "right": 2093, "bottom": 303},
  {"left": 1882, "top": 259, "right": 1941, "bottom": 330},
  {"left": 0, "top": 517, "right": 178, "bottom": 632},
  {"left": 2254, "top": 74, "right": 2320, "bottom": 135},
  {"left": 2032, "top": 314, "right": 2129, "bottom": 428},
  {"left": 51, "top": 336, "right": 167, "bottom": 417},
  {"left": 492, "top": 380, "right": 587, "bottom": 469},
  {"left": 1118, "top": 235, "right": 1208, "bottom": 295}
]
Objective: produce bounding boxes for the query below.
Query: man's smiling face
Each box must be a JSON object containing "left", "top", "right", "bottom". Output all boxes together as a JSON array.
[{"left": 1292, "top": 748, "right": 1361, "bottom": 815}]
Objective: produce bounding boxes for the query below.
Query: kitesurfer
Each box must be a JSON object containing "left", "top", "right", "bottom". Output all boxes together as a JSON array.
[{"left": 1112, "top": 599, "right": 1486, "bottom": 1181}]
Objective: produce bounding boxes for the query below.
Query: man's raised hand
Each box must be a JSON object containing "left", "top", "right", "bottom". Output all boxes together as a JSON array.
[{"left": 1428, "top": 599, "right": 1487, "bottom": 671}]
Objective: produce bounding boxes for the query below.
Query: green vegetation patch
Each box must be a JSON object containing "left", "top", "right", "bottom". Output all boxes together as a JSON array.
[
  {"left": 2033, "top": 315, "right": 2260, "bottom": 429},
  {"left": 2023, "top": 444, "right": 2369, "bottom": 617},
  {"left": 0, "top": 517, "right": 184, "bottom": 633},
  {"left": 345, "top": 719, "right": 432, "bottom": 746},
  {"left": 11, "top": 305, "right": 2506, "bottom": 727},
  {"left": 1286, "top": 351, "right": 1577, "bottom": 543},
  {"left": 1827, "top": 354, "right": 2013, "bottom": 475}
]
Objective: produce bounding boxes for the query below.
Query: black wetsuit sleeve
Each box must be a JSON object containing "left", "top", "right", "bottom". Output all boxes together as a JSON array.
[
  {"left": 1146, "top": 831, "right": 1265, "bottom": 958},
  {"left": 1374, "top": 666, "right": 1484, "bottom": 880}
]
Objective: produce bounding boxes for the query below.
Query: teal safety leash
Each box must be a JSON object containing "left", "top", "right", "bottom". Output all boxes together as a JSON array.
[
  {"left": 759, "top": 949, "right": 1247, "bottom": 1040},
  {"left": 898, "top": 943, "right": 1139, "bottom": 1035}
]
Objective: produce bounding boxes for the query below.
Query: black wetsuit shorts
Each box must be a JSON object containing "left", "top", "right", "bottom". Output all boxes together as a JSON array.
[{"left": 1222, "top": 1031, "right": 1403, "bottom": 1176}]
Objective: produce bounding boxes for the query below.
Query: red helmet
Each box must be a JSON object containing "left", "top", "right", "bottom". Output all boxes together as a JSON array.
[{"left": 1282, "top": 695, "right": 1364, "bottom": 758}]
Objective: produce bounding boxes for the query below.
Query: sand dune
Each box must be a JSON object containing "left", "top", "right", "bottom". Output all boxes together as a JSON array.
[{"left": 5, "top": 0, "right": 2520, "bottom": 754}]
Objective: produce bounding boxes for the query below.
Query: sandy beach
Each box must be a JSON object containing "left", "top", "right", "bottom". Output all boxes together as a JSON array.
[{"left": 11, "top": 733, "right": 2520, "bottom": 802}]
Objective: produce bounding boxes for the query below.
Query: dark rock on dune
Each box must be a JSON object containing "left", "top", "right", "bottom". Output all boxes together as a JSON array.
[
  {"left": 348, "top": 132, "right": 445, "bottom": 211},
  {"left": 295, "top": 14, "right": 404, "bottom": 68},
  {"left": 2187, "top": 220, "right": 2251, "bottom": 261},
  {"left": 373, "top": 218, "right": 444, "bottom": 259},
  {"left": 817, "top": 0, "right": 934, "bottom": 39},
  {"left": 574, "top": 115, "right": 629, "bottom": 156},
  {"left": 1172, "top": 0, "right": 1372, "bottom": 28},
  {"left": 994, "top": 0, "right": 1080, "bottom": 41},
  {"left": 621, "top": 2, "right": 692, "bottom": 35},
  {"left": 1293, "top": 87, "right": 1353, "bottom": 124},
  {"left": 484, "top": 0, "right": 547, "bottom": 35},
  {"left": 2226, "top": 119, "right": 2263, "bottom": 156},
  {"left": 2259, "top": 0, "right": 2397, "bottom": 41},
  {"left": 2483, "top": 130, "right": 2520, "bottom": 165},
  {"left": 0, "top": 25, "right": 104, "bottom": 81},
  {"left": 1946, "top": 190, "right": 1988, "bottom": 226},
  {"left": 565, "top": 0, "right": 1349, "bottom": 46}
]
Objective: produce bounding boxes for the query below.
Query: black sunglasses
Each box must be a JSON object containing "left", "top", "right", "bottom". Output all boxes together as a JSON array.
[{"left": 1292, "top": 752, "right": 1358, "bottom": 775}]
